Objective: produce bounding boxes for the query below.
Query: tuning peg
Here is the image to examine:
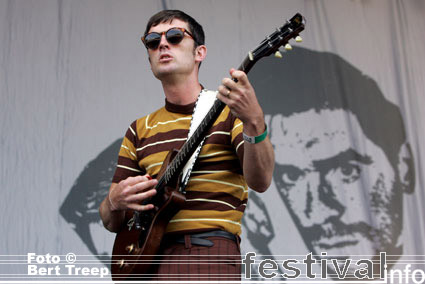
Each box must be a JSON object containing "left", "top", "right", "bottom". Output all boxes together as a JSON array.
[
  {"left": 274, "top": 50, "right": 283, "bottom": 58},
  {"left": 285, "top": 43, "right": 292, "bottom": 50},
  {"left": 295, "top": 36, "right": 303, "bottom": 42}
]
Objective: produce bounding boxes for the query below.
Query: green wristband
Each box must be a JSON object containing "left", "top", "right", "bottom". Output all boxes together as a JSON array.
[{"left": 243, "top": 125, "right": 268, "bottom": 144}]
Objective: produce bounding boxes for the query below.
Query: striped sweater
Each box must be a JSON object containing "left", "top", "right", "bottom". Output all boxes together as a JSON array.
[{"left": 112, "top": 95, "right": 248, "bottom": 235}]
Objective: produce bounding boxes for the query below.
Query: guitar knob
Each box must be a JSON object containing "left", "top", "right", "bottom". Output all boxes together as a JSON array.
[
  {"left": 274, "top": 51, "right": 283, "bottom": 58},
  {"left": 295, "top": 36, "right": 303, "bottom": 42},
  {"left": 285, "top": 43, "right": 292, "bottom": 50},
  {"left": 118, "top": 259, "right": 125, "bottom": 269},
  {"left": 126, "top": 244, "right": 135, "bottom": 254}
]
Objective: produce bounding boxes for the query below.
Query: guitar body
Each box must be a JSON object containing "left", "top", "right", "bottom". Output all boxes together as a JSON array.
[
  {"left": 111, "top": 150, "right": 186, "bottom": 281},
  {"left": 110, "top": 12, "right": 305, "bottom": 281}
]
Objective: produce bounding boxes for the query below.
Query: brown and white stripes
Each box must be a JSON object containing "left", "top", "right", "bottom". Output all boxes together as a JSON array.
[{"left": 112, "top": 98, "right": 247, "bottom": 236}]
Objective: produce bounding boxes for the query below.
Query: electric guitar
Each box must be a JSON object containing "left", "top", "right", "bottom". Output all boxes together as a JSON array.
[{"left": 111, "top": 13, "right": 305, "bottom": 281}]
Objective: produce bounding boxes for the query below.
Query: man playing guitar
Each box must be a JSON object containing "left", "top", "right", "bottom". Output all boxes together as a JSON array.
[{"left": 99, "top": 9, "right": 274, "bottom": 281}]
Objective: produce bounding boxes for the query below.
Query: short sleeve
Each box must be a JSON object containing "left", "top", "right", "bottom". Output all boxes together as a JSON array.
[
  {"left": 112, "top": 120, "right": 145, "bottom": 183},
  {"left": 231, "top": 117, "right": 244, "bottom": 165}
]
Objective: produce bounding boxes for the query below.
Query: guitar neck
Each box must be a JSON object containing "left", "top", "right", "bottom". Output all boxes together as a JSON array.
[
  {"left": 155, "top": 13, "right": 305, "bottom": 192},
  {"left": 155, "top": 55, "right": 255, "bottom": 192}
]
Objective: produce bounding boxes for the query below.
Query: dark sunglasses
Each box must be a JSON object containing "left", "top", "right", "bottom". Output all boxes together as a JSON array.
[{"left": 141, "top": 27, "right": 195, "bottom": 50}]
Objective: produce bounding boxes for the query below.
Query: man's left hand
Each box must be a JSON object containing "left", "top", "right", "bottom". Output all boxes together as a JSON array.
[{"left": 217, "top": 68, "right": 265, "bottom": 135}]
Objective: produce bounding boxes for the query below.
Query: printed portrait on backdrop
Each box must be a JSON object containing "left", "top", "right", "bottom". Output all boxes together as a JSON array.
[
  {"left": 60, "top": 139, "right": 122, "bottom": 261},
  {"left": 243, "top": 47, "right": 415, "bottom": 276},
  {"left": 59, "top": 47, "right": 415, "bottom": 278}
]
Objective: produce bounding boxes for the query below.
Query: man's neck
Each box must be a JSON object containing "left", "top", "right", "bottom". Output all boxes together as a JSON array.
[{"left": 162, "top": 76, "right": 202, "bottom": 105}]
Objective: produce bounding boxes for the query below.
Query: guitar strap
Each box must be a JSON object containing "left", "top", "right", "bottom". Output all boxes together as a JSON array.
[{"left": 179, "top": 89, "right": 218, "bottom": 193}]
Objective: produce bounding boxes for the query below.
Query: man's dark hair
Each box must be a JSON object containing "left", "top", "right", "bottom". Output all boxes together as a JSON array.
[
  {"left": 250, "top": 47, "right": 408, "bottom": 171},
  {"left": 144, "top": 9, "right": 205, "bottom": 48}
]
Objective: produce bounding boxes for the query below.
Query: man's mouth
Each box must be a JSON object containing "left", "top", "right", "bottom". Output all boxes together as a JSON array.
[
  {"left": 303, "top": 220, "right": 376, "bottom": 250},
  {"left": 159, "top": 54, "right": 173, "bottom": 62},
  {"left": 314, "top": 236, "right": 359, "bottom": 249}
]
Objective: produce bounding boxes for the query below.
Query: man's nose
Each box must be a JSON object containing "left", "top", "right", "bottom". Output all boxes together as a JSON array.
[
  {"left": 302, "top": 172, "right": 343, "bottom": 225},
  {"left": 159, "top": 33, "right": 169, "bottom": 49}
]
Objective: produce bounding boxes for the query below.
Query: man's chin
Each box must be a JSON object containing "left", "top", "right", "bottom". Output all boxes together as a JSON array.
[{"left": 152, "top": 65, "right": 176, "bottom": 79}]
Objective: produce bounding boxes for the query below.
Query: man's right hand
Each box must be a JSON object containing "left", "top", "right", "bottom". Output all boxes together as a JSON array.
[
  {"left": 100, "top": 175, "right": 158, "bottom": 232},
  {"left": 108, "top": 175, "right": 158, "bottom": 212}
]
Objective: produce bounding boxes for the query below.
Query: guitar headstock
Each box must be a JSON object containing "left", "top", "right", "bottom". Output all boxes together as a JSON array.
[{"left": 249, "top": 13, "right": 305, "bottom": 63}]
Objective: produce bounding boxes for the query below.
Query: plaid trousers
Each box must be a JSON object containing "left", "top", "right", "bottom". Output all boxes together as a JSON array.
[{"left": 150, "top": 235, "right": 242, "bottom": 281}]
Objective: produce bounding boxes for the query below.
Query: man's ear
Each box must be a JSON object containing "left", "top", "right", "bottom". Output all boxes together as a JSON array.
[
  {"left": 398, "top": 142, "right": 415, "bottom": 194},
  {"left": 195, "top": 45, "right": 207, "bottom": 64}
]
